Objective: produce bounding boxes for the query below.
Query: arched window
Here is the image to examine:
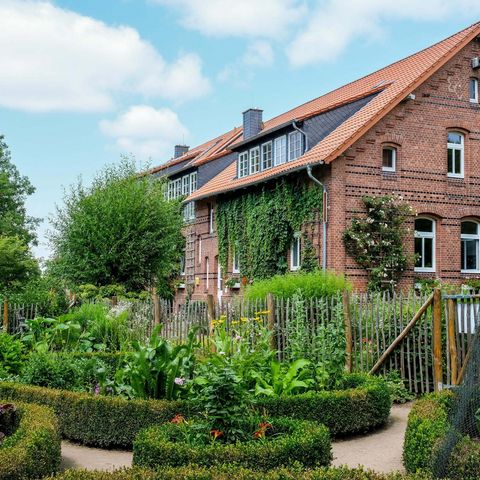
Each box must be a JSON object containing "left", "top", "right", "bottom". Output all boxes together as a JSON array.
[
  {"left": 461, "top": 221, "right": 480, "bottom": 272},
  {"left": 414, "top": 218, "right": 435, "bottom": 272},
  {"left": 447, "top": 132, "right": 464, "bottom": 178},
  {"left": 382, "top": 146, "right": 397, "bottom": 172}
]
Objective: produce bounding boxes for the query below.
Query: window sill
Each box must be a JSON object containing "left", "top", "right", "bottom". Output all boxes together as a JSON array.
[
  {"left": 447, "top": 174, "right": 464, "bottom": 180},
  {"left": 414, "top": 269, "right": 436, "bottom": 273},
  {"left": 461, "top": 271, "right": 480, "bottom": 275}
]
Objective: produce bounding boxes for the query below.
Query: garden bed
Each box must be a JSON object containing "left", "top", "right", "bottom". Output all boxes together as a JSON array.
[
  {"left": 0, "top": 374, "right": 390, "bottom": 448},
  {"left": 403, "top": 391, "right": 480, "bottom": 479},
  {"left": 133, "top": 416, "right": 331, "bottom": 470},
  {"left": 0, "top": 401, "right": 61, "bottom": 479}
]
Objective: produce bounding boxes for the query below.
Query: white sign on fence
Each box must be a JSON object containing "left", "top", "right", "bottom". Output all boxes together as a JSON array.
[{"left": 457, "top": 301, "right": 480, "bottom": 334}]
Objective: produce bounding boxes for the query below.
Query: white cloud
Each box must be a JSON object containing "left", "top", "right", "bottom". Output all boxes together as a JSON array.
[
  {"left": 99, "top": 105, "right": 189, "bottom": 160},
  {"left": 243, "top": 41, "right": 274, "bottom": 67},
  {"left": 287, "top": 0, "right": 480, "bottom": 67},
  {"left": 153, "top": 0, "right": 305, "bottom": 39},
  {"left": 0, "top": 0, "right": 210, "bottom": 112}
]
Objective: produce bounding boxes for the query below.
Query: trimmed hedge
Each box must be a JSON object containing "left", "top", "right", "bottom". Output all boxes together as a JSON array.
[
  {"left": 133, "top": 417, "right": 331, "bottom": 470},
  {"left": 48, "top": 466, "right": 430, "bottom": 480},
  {"left": 403, "top": 391, "right": 480, "bottom": 479},
  {"left": 256, "top": 374, "right": 392, "bottom": 436},
  {"left": 0, "top": 382, "right": 190, "bottom": 448},
  {"left": 0, "top": 373, "right": 390, "bottom": 448},
  {"left": 0, "top": 401, "right": 61, "bottom": 479}
]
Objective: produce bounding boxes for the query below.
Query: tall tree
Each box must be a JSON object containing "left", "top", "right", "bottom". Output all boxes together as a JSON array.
[
  {"left": 0, "top": 135, "right": 39, "bottom": 244},
  {"left": 50, "top": 158, "right": 184, "bottom": 292}
]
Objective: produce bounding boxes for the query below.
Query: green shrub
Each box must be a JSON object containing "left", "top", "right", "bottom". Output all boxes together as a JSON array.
[
  {"left": 133, "top": 416, "right": 331, "bottom": 470},
  {"left": 403, "top": 391, "right": 480, "bottom": 479},
  {"left": 48, "top": 466, "right": 431, "bottom": 480},
  {"left": 256, "top": 374, "right": 392, "bottom": 436},
  {"left": 0, "top": 381, "right": 190, "bottom": 448},
  {"left": 0, "top": 401, "right": 61, "bottom": 479},
  {"left": 244, "top": 271, "right": 350, "bottom": 300},
  {"left": 0, "top": 333, "right": 24, "bottom": 375}
]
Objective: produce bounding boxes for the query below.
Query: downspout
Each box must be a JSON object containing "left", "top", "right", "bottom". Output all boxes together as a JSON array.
[
  {"left": 292, "top": 119, "right": 327, "bottom": 271},
  {"left": 307, "top": 165, "right": 328, "bottom": 271}
]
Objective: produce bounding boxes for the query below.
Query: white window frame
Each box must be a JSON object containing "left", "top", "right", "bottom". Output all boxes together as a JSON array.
[
  {"left": 232, "top": 247, "right": 240, "bottom": 274},
  {"left": 174, "top": 178, "right": 182, "bottom": 198},
  {"left": 181, "top": 175, "right": 189, "bottom": 196},
  {"left": 167, "top": 181, "right": 174, "bottom": 200},
  {"left": 183, "top": 201, "right": 195, "bottom": 222},
  {"left": 414, "top": 218, "right": 436, "bottom": 273},
  {"left": 189, "top": 172, "right": 197, "bottom": 194},
  {"left": 288, "top": 131, "right": 303, "bottom": 161},
  {"left": 261, "top": 141, "right": 273, "bottom": 170},
  {"left": 274, "top": 135, "right": 287, "bottom": 166},
  {"left": 461, "top": 221, "right": 480, "bottom": 273},
  {"left": 238, "top": 151, "right": 249, "bottom": 178},
  {"left": 382, "top": 146, "right": 397, "bottom": 172},
  {"left": 470, "top": 78, "right": 479, "bottom": 104},
  {"left": 198, "top": 237, "right": 202, "bottom": 265},
  {"left": 447, "top": 132, "right": 464, "bottom": 178},
  {"left": 180, "top": 253, "right": 186, "bottom": 276},
  {"left": 206, "top": 257, "right": 210, "bottom": 290},
  {"left": 249, "top": 146, "right": 260, "bottom": 175},
  {"left": 290, "top": 233, "right": 301, "bottom": 271},
  {"left": 209, "top": 204, "right": 214, "bottom": 234}
]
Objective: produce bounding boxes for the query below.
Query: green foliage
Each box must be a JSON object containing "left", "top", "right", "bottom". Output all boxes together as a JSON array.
[
  {"left": 403, "top": 392, "right": 452, "bottom": 474},
  {"left": 244, "top": 271, "right": 350, "bottom": 301},
  {"left": 0, "top": 401, "right": 61, "bottom": 479},
  {"left": 216, "top": 178, "right": 323, "bottom": 280},
  {"left": 0, "top": 136, "right": 39, "bottom": 245},
  {"left": 383, "top": 371, "right": 414, "bottom": 404},
  {"left": 256, "top": 374, "right": 392, "bottom": 436},
  {"left": 0, "top": 381, "right": 190, "bottom": 448},
  {"left": 0, "top": 333, "right": 24, "bottom": 375},
  {"left": 343, "top": 195, "right": 414, "bottom": 291},
  {"left": 253, "top": 359, "right": 313, "bottom": 397},
  {"left": 133, "top": 416, "right": 332, "bottom": 470},
  {"left": 76, "top": 284, "right": 150, "bottom": 301},
  {"left": 47, "top": 465, "right": 431, "bottom": 480},
  {"left": 117, "top": 326, "right": 197, "bottom": 400},
  {"left": 50, "top": 157, "right": 184, "bottom": 292},
  {"left": 21, "top": 303, "right": 140, "bottom": 353},
  {"left": 0, "top": 235, "right": 39, "bottom": 295}
]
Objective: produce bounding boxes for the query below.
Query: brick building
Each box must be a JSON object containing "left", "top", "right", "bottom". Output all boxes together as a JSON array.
[{"left": 152, "top": 23, "right": 480, "bottom": 301}]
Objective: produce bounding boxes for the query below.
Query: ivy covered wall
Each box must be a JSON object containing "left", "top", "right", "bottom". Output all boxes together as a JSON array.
[{"left": 216, "top": 177, "right": 323, "bottom": 280}]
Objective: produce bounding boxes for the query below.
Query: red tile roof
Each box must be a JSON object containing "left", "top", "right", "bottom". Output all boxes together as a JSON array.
[{"left": 188, "top": 22, "right": 480, "bottom": 202}]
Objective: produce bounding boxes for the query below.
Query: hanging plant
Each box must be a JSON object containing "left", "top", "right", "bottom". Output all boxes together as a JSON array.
[{"left": 216, "top": 177, "right": 323, "bottom": 281}]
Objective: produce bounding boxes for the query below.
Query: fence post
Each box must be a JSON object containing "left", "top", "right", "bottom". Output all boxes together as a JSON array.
[
  {"left": 206, "top": 294, "right": 215, "bottom": 335},
  {"left": 447, "top": 298, "right": 458, "bottom": 385},
  {"left": 343, "top": 290, "right": 353, "bottom": 373},
  {"left": 2, "top": 299, "right": 8, "bottom": 333},
  {"left": 152, "top": 287, "right": 161, "bottom": 326},
  {"left": 267, "top": 293, "right": 276, "bottom": 352},
  {"left": 433, "top": 288, "right": 443, "bottom": 391}
]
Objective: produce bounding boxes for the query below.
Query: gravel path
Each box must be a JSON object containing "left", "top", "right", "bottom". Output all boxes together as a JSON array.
[
  {"left": 332, "top": 403, "right": 412, "bottom": 473},
  {"left": 60, "top": 404, "right": 411, "bottom": 473}
]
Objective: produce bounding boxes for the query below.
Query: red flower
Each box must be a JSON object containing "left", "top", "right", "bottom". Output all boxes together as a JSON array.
[
  {"left": 210, "top": 429, "right": 224, "bottom": 440},
  {"left": 253, "top": 421, "right": 272, "bottom": 439},
  {"left": 170, "top": 414, "right": 186, "bottom": 424}
]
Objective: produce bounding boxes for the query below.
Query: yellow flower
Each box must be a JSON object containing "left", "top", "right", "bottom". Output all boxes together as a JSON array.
[
  {"left": 254, "top": 310, "right": 270, "bottom": 316},
  {"left": 231, "top": 320, "right": 239, "bottom": 325},
  {"left": 240, "top": 317, "right": 248, "bottom": 323},
  {"left": 254, "top": 316, "right": 262, "bottom": 323},
  {"left": 219, "top": 314, "right": 227, "bottom": 320}
]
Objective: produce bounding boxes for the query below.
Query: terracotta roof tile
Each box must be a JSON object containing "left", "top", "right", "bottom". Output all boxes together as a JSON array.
[{"left": 188, "top": 22, "right": 480, "bottom": 201}]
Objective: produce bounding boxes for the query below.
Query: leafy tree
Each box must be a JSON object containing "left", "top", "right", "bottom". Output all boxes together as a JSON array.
[
  {"left": 50, "top": 158, "right": 184, "bottom": 292},
  {"left": 0, "top": 135, "right": 39, "bottom": 244},
  {"left": 0, "top": 235, "right": 39, "bottom": 296}
]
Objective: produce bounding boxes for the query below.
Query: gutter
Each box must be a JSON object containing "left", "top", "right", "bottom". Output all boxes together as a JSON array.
[{"left": 306, "top": 165, "right": 328, "bottom": 271}]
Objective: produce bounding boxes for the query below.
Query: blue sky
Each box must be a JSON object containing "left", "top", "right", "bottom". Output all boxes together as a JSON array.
[{"left": 1, "top": 0, "right": 479, "bottom": 260}]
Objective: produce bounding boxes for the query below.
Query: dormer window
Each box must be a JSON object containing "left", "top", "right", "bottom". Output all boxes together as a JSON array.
[
  {"left": 274, "top": 135, "right": 287, "bottom": 165},
  {"left": 262, "top": 142, "right": 273, "bottom": 170},
  {"left": 288, "top": 131, "right": 303, "bottom": 161},
  {"left": 238, "top": 151, "right": 249, "bottom": 178},
  {"left": 249, "top": 147, "right": 260, "bottom": 174}
]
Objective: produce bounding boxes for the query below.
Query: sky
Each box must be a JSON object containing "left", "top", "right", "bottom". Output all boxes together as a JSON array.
[{"left": 1, "top": 0, "right": 480, "bottom": 261}]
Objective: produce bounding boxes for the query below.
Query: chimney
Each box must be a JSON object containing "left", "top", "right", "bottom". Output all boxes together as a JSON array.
[
  {"left": 174, "top": 144, "right": 189, "bottom": 158},
  {"left": 242, "top": 108, "right": 263, "bottom": 140}
]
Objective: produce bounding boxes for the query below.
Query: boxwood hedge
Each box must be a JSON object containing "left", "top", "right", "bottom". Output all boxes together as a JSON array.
[
  {"left": 133, "top": 417, "right": 331, "bottom": 470},
  {"left": 0, "top": 373, "right": 390, "bottom": 448},
  {"left": 0, "top": 401, "right": 61, "bottom": 479},
  {"left": 255, "top": 374, "right": 392, "bottom": 436},
  {"left": 48, "top": 466, "right": 431, "bottom": 480},
  {"left": 403, "top": 391, "right": 480, "bottom": 479}
]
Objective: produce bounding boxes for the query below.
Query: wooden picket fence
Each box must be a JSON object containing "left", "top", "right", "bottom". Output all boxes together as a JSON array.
[{"left": 2, "top": 290, "right": 479, "bottom": 395}]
